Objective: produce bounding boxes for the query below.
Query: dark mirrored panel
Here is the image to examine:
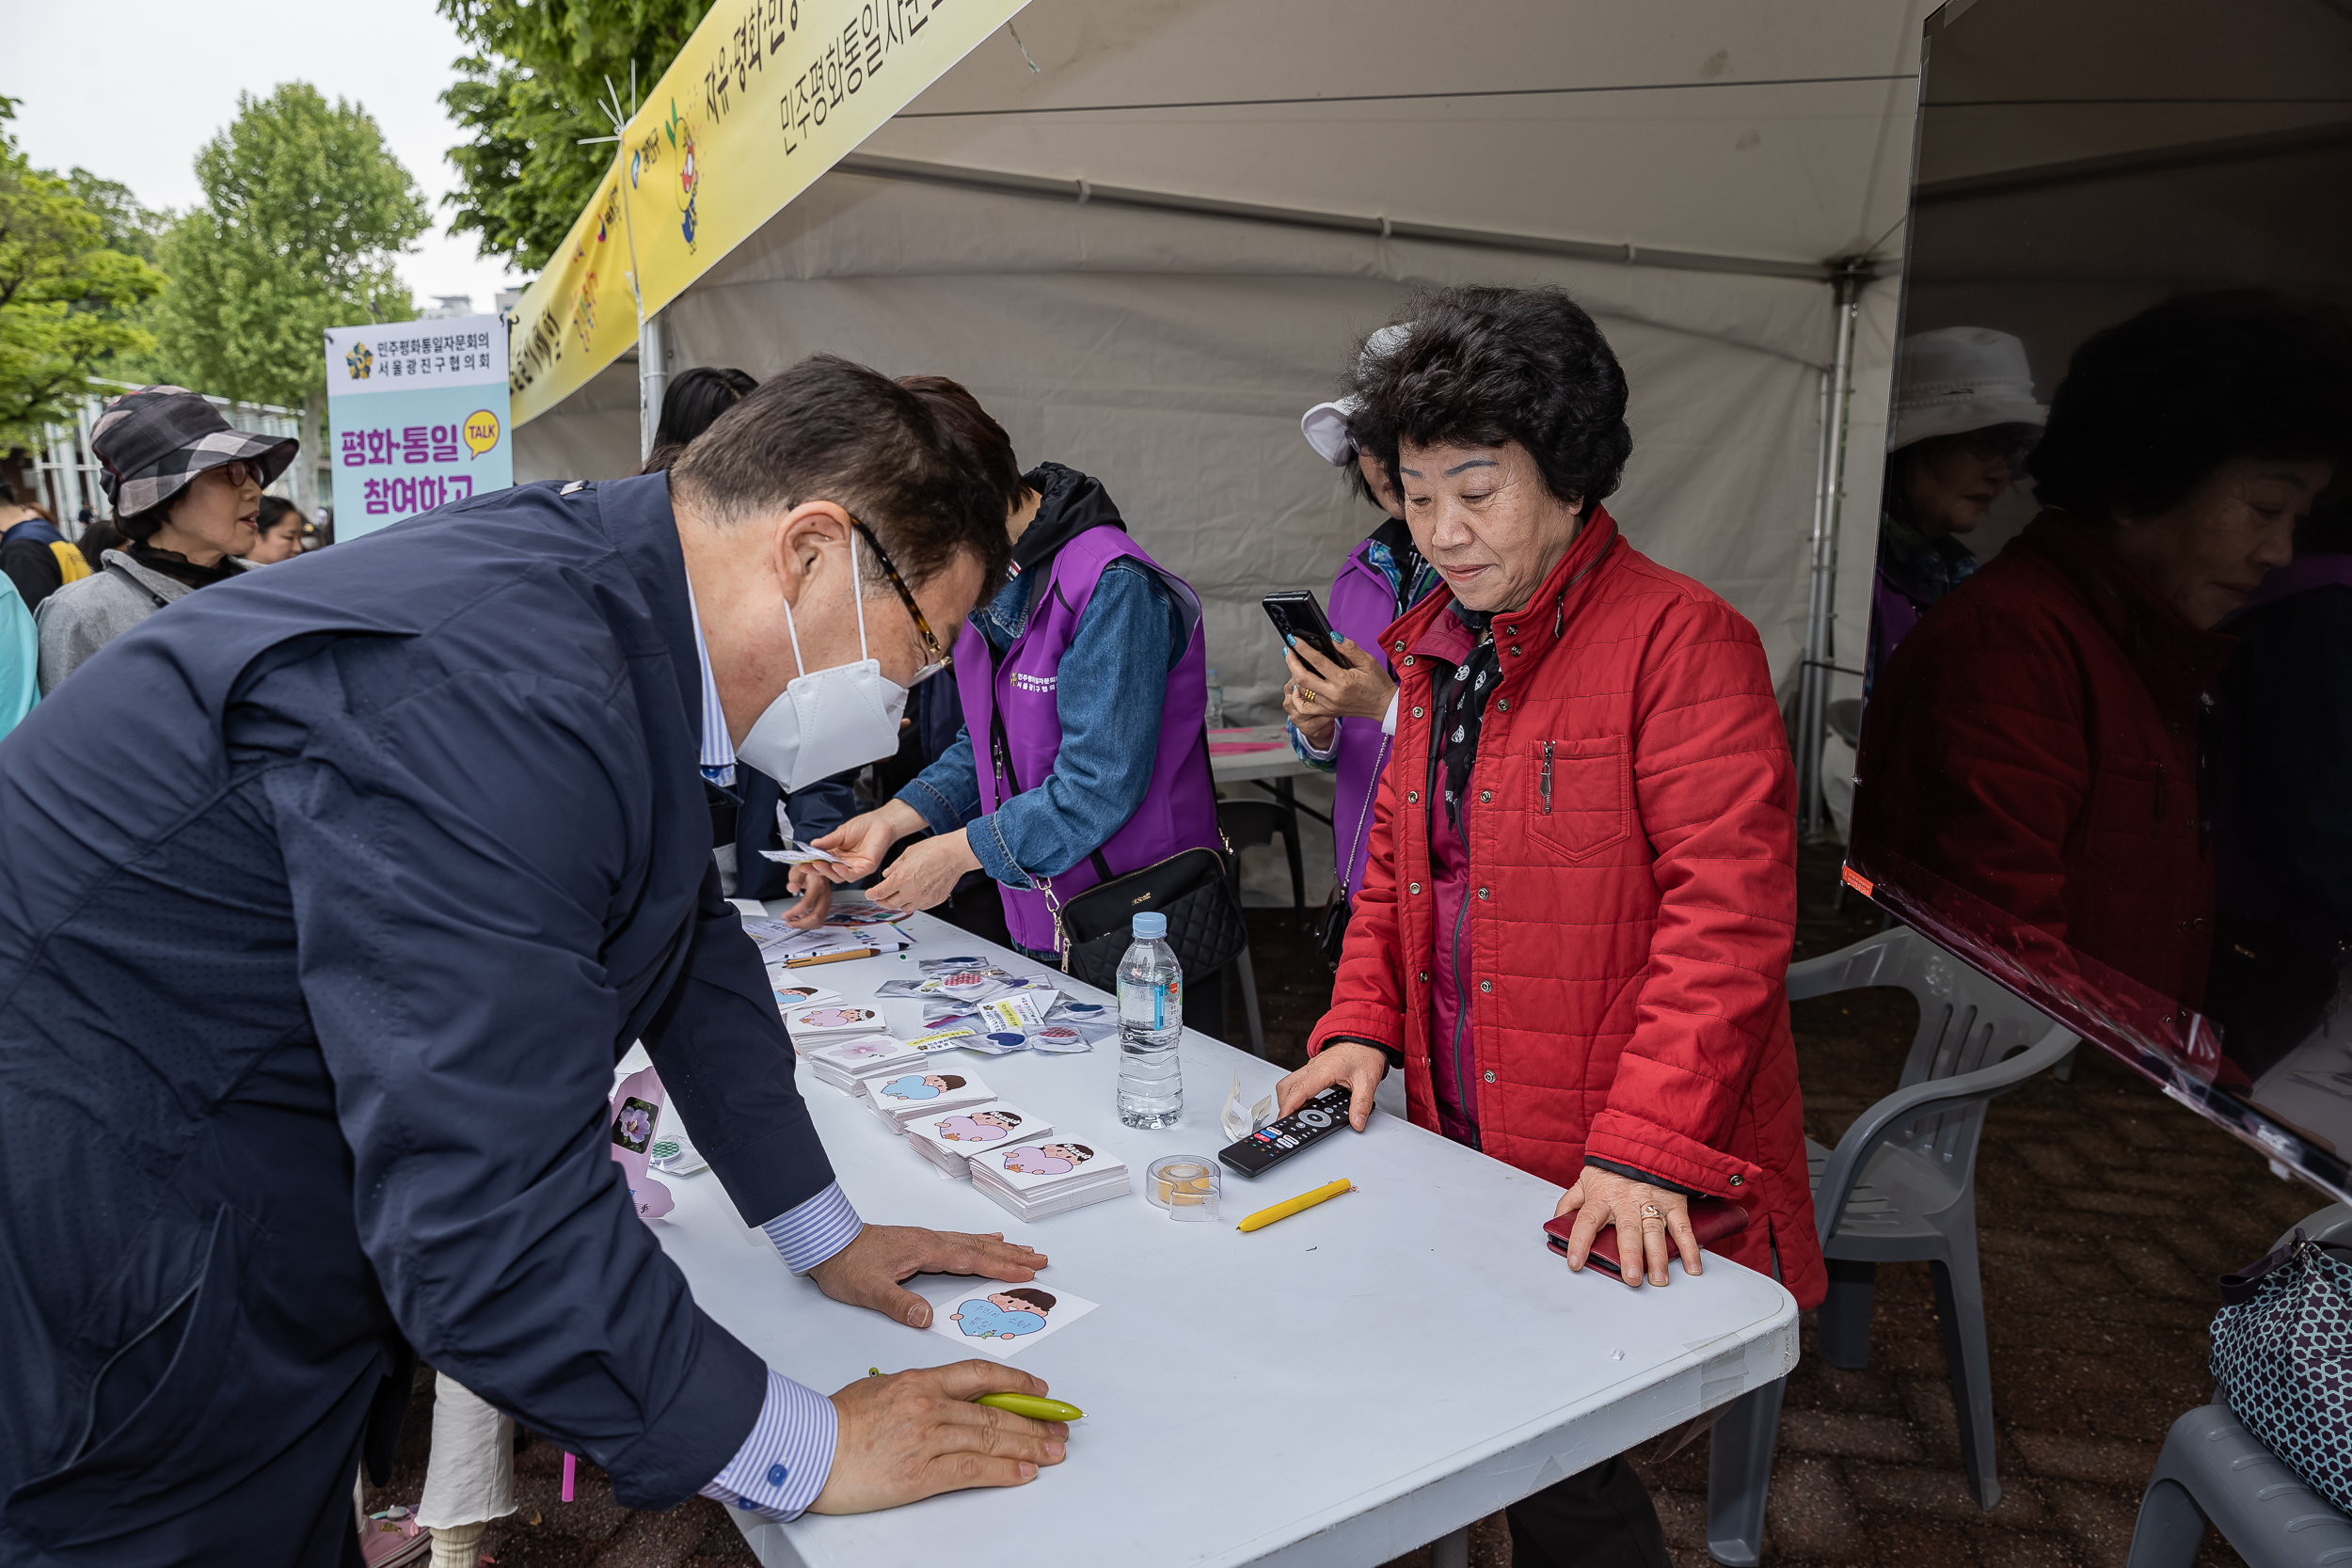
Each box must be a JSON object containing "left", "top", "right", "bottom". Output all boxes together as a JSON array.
[{"left": 1846, "top": 0, "right": 2352, "bottom": 1198}]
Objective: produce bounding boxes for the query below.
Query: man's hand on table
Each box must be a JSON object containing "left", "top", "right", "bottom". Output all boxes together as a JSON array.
[
  {"left": 1552, "top": 1164, "right": 1702, "bottom": 1288},
  {"left": 1274, "top": 1040, "right": 1388, "bottom": 1132},
  {"left": 807, "top": 1224, "right": 1048, "bottom": 1328},
  {"left": 811, "top": 1360, "right": 1068, "bottom": 1513}
]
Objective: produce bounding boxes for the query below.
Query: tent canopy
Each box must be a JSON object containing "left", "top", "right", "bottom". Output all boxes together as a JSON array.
[{"left": 518, "top": 0, "right": 1946, "bottom": 728}]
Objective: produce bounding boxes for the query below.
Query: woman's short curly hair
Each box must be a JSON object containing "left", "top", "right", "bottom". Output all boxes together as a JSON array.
[
  {"left": 1342, "top": 285, "right": 1632, "bottom": 517},
  {"left": 2026, "top": 290, "right": 2352, "bottom": 523}
]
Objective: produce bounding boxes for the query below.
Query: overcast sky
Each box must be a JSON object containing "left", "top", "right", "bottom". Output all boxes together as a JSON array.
[{"left": 5, "top": 0, "right": 529, "bottom": 325}]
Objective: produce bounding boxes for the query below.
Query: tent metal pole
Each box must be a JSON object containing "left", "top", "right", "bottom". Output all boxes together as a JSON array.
[
  {"left": 1798, "top": 266, "right": 1865, "bottom": 841},
  {"left": 832, "top": 151, "right": 1830, "bottom": 282},
  {"left": 639, "top": 311, "right": 670, "bottom": 463}
]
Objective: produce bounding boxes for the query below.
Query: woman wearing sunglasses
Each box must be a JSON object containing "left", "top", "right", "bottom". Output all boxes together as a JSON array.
[{"left": 36, "top": 385, "right": 296, "bottom": 692}]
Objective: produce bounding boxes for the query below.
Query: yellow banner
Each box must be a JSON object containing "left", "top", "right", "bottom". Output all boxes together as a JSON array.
[{"left": 509, "top": 0, "right": 1029, "bottom": 427}]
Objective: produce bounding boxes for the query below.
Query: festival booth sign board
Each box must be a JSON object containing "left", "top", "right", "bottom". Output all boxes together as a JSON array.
[
  {"left": 326, "top": 314, "right": 514, "bottom": 540},
  {"left": 506, "top": 0, "right": 1031, "bottom": 429}
]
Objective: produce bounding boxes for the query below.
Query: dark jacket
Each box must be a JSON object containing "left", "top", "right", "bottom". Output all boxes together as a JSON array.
[
  {"left": 0, "top": 474, "right": 829, "bottom": 1564},
  {"left": 1852, "top": 510, "right": 2233, "bottom": 1014}
]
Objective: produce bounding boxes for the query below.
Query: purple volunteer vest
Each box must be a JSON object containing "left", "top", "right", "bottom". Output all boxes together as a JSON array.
[
  {"left": 1327, "top": 539, "right": 1406, "bottom": 900},
  {"left": 953, "top": 526, "right": 1221, "bottom": 952}
]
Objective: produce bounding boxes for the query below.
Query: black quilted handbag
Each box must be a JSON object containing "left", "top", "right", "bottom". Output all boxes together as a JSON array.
[
  {"left": 2209, "top": 1228, "right": 2352, "bottom": 1513},
  {"left": 1051, "top": 843, "right": 1249, "bottom": 991}
]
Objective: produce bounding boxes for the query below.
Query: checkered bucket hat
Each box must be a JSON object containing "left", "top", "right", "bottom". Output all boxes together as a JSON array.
[{"left": 89, "top": 386, "right": 299, "bottom": 517}]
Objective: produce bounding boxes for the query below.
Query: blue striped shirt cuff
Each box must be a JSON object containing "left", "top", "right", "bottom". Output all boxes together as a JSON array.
[
  {"left": 699, "top": 1367, "right": 837, "bottom": 1520},
  {"left": 760, "top": 1181, "right": 864, "bottom": 1274}
]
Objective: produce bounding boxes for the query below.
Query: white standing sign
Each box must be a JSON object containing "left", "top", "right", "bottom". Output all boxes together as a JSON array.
[{"left": 324, "top": 314, "right": 512, "bottom": 541}]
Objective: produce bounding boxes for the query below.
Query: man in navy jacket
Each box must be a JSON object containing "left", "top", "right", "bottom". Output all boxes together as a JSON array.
[{"left": 0, "top": 359, "right": 1066, "bottom": 1564}]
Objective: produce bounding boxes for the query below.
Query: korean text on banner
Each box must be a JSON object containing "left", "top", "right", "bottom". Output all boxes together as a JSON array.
[
  {"left": 505, "top": 0, "right": 1031, "bottom": 428},
  {"left": 326, "top": 313, "right": 514, "bottom": 542}
]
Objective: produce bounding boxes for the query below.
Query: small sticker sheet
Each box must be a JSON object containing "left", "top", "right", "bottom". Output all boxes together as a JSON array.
[
  {"left": 757, "top": 838, "right": 843, "bottom": 865},
  {"left": 929, "top": 1283, "right": 1098, "bottom": 1360}
]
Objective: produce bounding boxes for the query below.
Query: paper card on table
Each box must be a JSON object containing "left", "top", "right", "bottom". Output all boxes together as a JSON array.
[
  {"left": 973, "top": 1141, "right": 1127, "bottom": 1190},
  {"left": 905, "top": 1026, "right": 981, "bottom": 1053},
  {"left": 977, "top": 991, "right": 1055, "bottom": 1035},
  {"left": 769, "top": 980, "right": 845, "bottom": 1013},
  {"left": 929, "top": 1284, "right": 1098, "bottom": 1360},
  {"left": 786, "top": 1004, "right": 887, "bottom": 1038},
  {"left": 907, "top": 1100, "right": 1044, "bottom": 1151},
  {"left": 806, "top": 1037, "right": 908, "bottom": 1069},
  {"left": 824, "top": 897, "right": 915, "bottom": 927},
  {"left": 869, "top": 1069, "right": 994, "bottom": 1108},
  {"left": 758, "top": 839, "right": 842, "bottom": 865}
]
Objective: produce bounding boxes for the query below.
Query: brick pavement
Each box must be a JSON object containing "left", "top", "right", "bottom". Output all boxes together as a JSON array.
[{"left": 368, "top": 848, "right": 2306, "bottom": 1566}]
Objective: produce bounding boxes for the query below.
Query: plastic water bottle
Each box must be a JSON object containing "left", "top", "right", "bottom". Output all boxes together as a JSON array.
[
  {"left": 1117, "top": 911, "right": 1184, "bottom": 1129},
  {"left": 1205, "top": 668, "right": 1225, "bottom": 731}
]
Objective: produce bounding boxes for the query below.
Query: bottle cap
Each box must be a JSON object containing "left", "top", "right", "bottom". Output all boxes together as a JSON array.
[{"left": 1133, "top": 911, "right": 1168, "bottom": 938}]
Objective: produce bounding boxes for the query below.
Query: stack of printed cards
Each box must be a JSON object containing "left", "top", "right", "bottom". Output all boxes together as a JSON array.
[
  {"left": 970, "top": 1138, "right": 1131, "bottom": 1219},
  {"left": 767, "top": 978, "right": 844, "bottom": 1028},
  {"left": 863, "top": 1069, "right": 999, "bottom": 1132},
  {"left": 804, "top": 1036, "right": 935, "bottom": 1094},
  {"left": 903, "top": 1101, "right": 1052, "bottom": 1179},
  {"left": 784, "top": 1003, "right": 888, "bottom": 1047}
]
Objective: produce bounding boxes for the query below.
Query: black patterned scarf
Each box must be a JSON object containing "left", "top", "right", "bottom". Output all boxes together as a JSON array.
[{"left": 1431, "top": 607, "right": 1502, "bottom": 828}]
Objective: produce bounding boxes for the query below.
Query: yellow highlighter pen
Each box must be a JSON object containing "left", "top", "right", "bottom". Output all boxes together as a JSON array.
[{"left": 1237, "top": 1177, "right": 1356, "bottom": 1232}]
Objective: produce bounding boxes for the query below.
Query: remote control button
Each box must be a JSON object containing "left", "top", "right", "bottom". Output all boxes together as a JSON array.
[{"left": 1300, "top": 1109, "right": 1331, "bottom": 1128}]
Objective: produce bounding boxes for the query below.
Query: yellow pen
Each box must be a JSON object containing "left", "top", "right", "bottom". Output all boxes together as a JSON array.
[{"left": 1237, "top": 1178, "right": 1355, "bottom": 1232}]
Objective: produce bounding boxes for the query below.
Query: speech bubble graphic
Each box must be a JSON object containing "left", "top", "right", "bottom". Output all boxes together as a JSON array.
[{"left": 463, "top": 409, "right": 501, "bottom": 457}]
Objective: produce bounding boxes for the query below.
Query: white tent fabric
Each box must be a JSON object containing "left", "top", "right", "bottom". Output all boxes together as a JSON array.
[
  {"left": 516, "top": 0, "right": 1937, "bottom": 734},
  {"left": 519, "top": 169, "right": 1899, "bottom": 724}
]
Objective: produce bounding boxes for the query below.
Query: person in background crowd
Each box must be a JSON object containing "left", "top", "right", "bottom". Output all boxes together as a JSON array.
[
  {"left": 1277, "top": 285, "right": 1824, "bottom": 1568},
  {"left": 0, "top": 572, "right": 35, "bottom": 738},
  {"left": 1286, "top": 324, "right": 1444, "bottom": 909},
  {"left": 35, "top": 387, "right": 290, "bottom": 693},
  {"left": 246, "top": 495, "right": 310, "bottom": 563},
  {"left": 0, "top": 356, "right": 1070, "bottom": 1563},
  {"left": 1854, "top": 291, "right": 2352, "bottom": 1036},
  {"left": 74, "top": 515, "right": 126, "bottom": 573},
  {"left": 812, "top": 379, "right": 1228, "bottom": 1031},
  {"left": 642, "top": 365, "right": 861, "bottom": 927},
  {"left": 644, "top": 365, "right": 757, "bottom": 473},
  {"left": 1864, "top": 327, "right": 2046, "bottom": 695},
  {"left": 0, "top": 482, "right": 89, "bottom": 612}
]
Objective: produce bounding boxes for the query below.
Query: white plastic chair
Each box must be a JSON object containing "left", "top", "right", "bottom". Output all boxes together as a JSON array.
[
  {"left": 1705, "top": 927, "right": 2079, "bottom": 1563},
  {"left": 2123, "top": 1204, "right": 2352, "bottom": 1568}
]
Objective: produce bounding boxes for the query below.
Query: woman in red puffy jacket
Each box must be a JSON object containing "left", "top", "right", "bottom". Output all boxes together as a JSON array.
[{"left": 1276, "top": 286, "right": 1822, "bottom": 1568}]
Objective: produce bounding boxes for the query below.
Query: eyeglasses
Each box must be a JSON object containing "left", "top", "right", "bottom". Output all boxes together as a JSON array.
[
  {"left": 206, "top": 460, "right": 266, "bottom": 489},
  {"left": 848, "top": 515, "right": 951, "bottom": 681}
]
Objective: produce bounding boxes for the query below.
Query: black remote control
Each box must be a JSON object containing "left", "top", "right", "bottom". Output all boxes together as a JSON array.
[{"left": 1216, "top": 1085, "right": 1354, "bottom": 1177}]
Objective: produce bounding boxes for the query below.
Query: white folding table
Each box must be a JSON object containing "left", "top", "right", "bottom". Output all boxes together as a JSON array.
[{"left": 651, "top": 909, "right": 1796, "bottom": 1567}]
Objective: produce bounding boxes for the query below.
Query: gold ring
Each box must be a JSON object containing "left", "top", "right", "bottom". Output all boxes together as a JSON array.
[{"left": 1640, "top": 1204, "right": 1663, "bottom": 1222}]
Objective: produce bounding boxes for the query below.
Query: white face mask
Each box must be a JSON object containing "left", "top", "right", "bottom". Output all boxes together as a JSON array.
[{"left": 736, "top": 541, "right": 911, "bottom": 792}]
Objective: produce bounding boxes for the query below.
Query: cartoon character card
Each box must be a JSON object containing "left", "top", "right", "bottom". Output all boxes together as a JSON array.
[
  {"left": 929, "top": 1283, "right": 1099, "bottom": 1360},
  {"left": 808, "top": 1036, "right": 907, "bottom": 1068},
  {"left": 872, "top": 1070, "right": 991, "bottom": 1105},
  {"left": 911, "top": 1101, "right": 1045, "bottom": 1149},
  {"left": 978, "top": 1140, "right": 1120, "bottom": 1186},
  {"left": 786, "top": 1004, "right": 885, "bottom": 1037}
]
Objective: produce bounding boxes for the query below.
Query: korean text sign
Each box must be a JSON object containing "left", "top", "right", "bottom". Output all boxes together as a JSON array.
[
  {"left": 506, "top": 0, "right": 1030, "bottom": 428},
  {"left": 326, "top": 314, "right": 513, "bottom": 541}
]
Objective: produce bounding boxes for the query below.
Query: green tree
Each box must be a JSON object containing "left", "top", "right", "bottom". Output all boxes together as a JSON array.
[
  {"left": 440, "top": 0, "right": 710, "bottom": 271},
  {"left": 153, "top": 83, "right": 427, "bottom": 414},
  {"left": 153, "top": 84, "right": 428, "bottom": 512},
  {"left": 0, "top": 99, "right": 166, "bottom": 444}
]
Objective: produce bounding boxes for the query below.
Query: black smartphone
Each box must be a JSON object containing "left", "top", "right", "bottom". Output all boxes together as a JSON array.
[{"left": 1263, "top": 590, "right": 1346, "bottom": 668}]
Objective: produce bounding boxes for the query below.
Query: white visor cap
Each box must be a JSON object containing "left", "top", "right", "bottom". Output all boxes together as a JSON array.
[
  {"left": 1890, "top": 326, "right": 2048, "bottom": 451},
  {"left": 1300, "top": 324, "right": 1415, "bottom": 466}
]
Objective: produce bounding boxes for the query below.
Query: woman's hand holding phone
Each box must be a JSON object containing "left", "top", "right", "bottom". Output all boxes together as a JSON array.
[{"left": 1284, "top": 635, "right": 1398, "bottom": 730}]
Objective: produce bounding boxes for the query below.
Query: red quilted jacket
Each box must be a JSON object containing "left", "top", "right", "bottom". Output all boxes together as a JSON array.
[{"left": 1309, "top": 509, "right": 1825, "bottom": 1307}]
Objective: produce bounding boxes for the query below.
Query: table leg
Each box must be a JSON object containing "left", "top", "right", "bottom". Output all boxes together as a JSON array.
[{"left": 1431, "top": 1526, "right": 1470, "bottom": 1568}]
